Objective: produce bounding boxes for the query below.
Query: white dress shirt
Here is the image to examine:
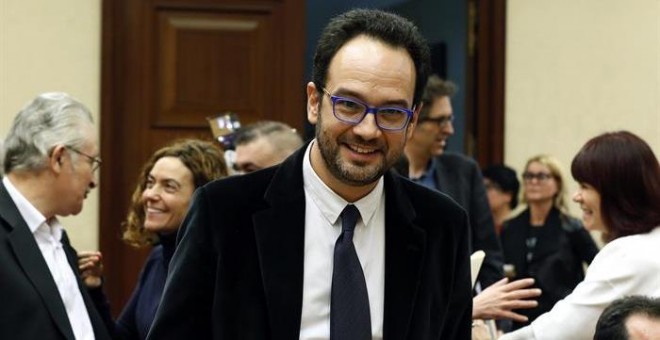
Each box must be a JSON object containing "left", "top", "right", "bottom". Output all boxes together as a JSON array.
[
  {"left": 299, "top": 141, "right": 386, "bottom": 340},
  {"left": 501, "top": 226, "right": 660, "bottom": 340},
  {"left": 3, "top": 177, "right": 95, "bottom": 340}
]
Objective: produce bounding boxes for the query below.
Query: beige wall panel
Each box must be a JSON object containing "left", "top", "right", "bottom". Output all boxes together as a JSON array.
[
  {"left": 1, "top": 0, "right": 101, "bottom": 250},
  {"left": 506, "top": 0, "right": 659, "bottom": 218}
]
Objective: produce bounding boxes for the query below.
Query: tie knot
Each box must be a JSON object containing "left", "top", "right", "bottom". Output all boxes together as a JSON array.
[{"left": 341, "top": 204, "right": 360, "bottom": 233}]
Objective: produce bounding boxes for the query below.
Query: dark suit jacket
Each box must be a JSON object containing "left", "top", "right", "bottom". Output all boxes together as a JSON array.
[
  {"left": 500, "top": 207, "right": 599, "bottom": 329},
  {"left": 0, "top": 181, "right": 111, "bottom": 340},
  {"left": 433, "top": 152, "right": 504, "bottom": 288},
  {"left": 148, "top": 146, "right": 472, "bottom": 339}
]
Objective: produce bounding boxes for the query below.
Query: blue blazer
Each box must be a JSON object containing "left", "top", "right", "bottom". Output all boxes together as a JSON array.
[{"left": 148, "top": 144, "right": 473, "bottom": 339}]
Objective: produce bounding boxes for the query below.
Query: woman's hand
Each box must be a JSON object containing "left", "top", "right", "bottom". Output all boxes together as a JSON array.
[
  {"left": 473, "top": 278, "right": 541, "bottom": 322},
  {"left": 78, "top": 250, "right": 104, "bottom": 288}
]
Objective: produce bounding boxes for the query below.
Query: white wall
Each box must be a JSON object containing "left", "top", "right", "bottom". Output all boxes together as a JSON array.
[
  {"left": 506, "top": 0, "right": 660, "bottom": 217},
  {"left": 0, "top": 0, "right": 101, "bottom": 250}
]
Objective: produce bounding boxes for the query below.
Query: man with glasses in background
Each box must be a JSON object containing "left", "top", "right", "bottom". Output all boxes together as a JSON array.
[
  {"left": 0, "top": 92, "right": 110, "bottom": 340},
  {"left": 403, "top": 75, "right": 505, "bottom": 290},
  {"left": 149, "top": 9, "right": 472, "bottom": 340}
]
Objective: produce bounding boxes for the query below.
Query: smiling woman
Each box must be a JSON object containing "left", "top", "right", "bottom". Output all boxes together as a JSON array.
[
  {"left": 141, "top": 156, "right": 195, "bottom": 235},
  {"left": 79, "top": 139, "right": 227, "bottom": 340},
  {"left": 501, "top": 131, "right": 660, "bottom": 340},
  {"left": 122, "top": 139, "right": 228, "bottom": 247}
]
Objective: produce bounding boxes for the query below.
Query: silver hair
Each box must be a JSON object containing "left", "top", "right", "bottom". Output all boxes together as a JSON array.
[{"left": 2, "top": 92, "right": 94, "bottom": 174}]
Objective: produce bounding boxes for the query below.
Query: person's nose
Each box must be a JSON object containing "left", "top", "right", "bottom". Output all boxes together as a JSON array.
[
  {"left": 142, "top": 186, "right": 160, "bottom": 201},
  {"left": 352, "top": 113, "right": 381, "bottom": 140},
  {"left": 441, "top": 119, "right": 454, "bottom": 135},
  {"left": 88, "top": 170, "right": 99, "bottom": 189},
  {"left": 572, "top": 190, "right": 581, "bottom": 203},
  {"left": 89, "top": 177, "right": 98, "bottom": 189}
]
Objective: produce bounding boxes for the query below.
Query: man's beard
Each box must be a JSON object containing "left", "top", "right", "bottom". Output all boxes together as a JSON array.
[{"left": 314, "top": 115, "right": 392, "bottom": 186}]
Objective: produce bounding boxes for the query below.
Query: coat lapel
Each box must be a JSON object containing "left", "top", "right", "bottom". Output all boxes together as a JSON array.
[
  {"left": 382, "top": 172, "right": 426, "bottom": 339},
  {"left": 1, "top": 184, "right": 76, "bottom": 340},
  {"left": 505, "top": 210, "right": 530, "bottom": 276},
  {"left": 252, "top": 147, "right": 307, "bottom": 339},
  {"left": 61, "top": 232, "right": 110, "bottom": 340},
  {"left": 433, "top": 156, "right": 454, "bottom": 196}
]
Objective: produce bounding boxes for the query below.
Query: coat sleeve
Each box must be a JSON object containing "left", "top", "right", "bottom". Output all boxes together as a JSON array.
[
  {"left": 147, "top": 188, "right": 217, "bottom": 339},
  {"left": 441, "top": 209, "right": 474, "bottom": 340}
]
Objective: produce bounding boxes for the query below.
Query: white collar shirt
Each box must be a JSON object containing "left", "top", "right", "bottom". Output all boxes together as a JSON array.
[
  {"left": 299, "top": 141, "right": 386, "bottom": 340},
  {"left": 3, "top": 176, "right": 95, "bottom": 340}
]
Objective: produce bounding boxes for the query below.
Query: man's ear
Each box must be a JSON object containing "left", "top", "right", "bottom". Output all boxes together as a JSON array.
[
  {"left": 306, "top": 82, "right": 320, "bottom": 125},
  {"left": 406, "top": 102, "right": 423, "bottom": 141},
  {"left": 49, "top": 145, "right": 66, "bottom": 173}
]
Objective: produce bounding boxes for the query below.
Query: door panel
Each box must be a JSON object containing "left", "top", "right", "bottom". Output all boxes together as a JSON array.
[
  {"left": 156, "top": 10, "right": 276, "bottom": 127},
  {"left": 101, "top": 0, "right": 305, "bottom": 316}
]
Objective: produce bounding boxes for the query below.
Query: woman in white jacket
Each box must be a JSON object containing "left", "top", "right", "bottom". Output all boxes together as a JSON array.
[{"left": 501, "top": 131, "right": 660, "bottom": 340}]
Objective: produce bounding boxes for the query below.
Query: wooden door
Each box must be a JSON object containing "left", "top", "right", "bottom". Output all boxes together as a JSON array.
[{"left": 100, "top": 0, "right": 305, "bottom": 315}]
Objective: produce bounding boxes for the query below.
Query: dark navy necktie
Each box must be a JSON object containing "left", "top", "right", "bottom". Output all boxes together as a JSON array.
[{"left": 330, "top": 204, "right": 372, "bottom": 340}]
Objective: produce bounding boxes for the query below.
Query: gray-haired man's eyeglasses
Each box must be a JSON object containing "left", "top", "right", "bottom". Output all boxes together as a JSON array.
[{"left": 66, "top": 146, "right": 102, "bottom": 172}]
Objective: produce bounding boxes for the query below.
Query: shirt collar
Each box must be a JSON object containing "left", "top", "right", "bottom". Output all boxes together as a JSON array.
[
  {"left": 427, "top": 156, "right": 439, "bottom": 174},
  {"left": 411, "top": 157, "right": 439, "bottom": 190},
  {"left": 2, "top": 176, "right": 61, "bottom": 239},
  {"left": 302, "top": 140, "right": 384, "bottom": 227}
]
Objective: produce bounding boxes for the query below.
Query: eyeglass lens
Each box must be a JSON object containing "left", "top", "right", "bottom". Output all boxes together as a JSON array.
[
  {"left": 67, "top": 146, "right": 101, "bottom": 172},
  {"left": 422, "top": 115, "right": 453, "bottom": 127},
  {"left": 330, "top": 95, "right": 411, "bottom": 130},
  {"left": 523, "top": 172, "right": 552, "bottom": 181}
]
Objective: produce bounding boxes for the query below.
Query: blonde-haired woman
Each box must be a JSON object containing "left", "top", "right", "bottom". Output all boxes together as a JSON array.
[{"left": 500, "top": 155, "right": 599, "bottom": 331}]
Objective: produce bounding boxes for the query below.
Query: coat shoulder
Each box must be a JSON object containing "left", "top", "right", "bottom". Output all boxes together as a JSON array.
[
  {"left": 396, "top": 173, "right": 468, "bottom": 222},
  {"left": 437, "top": 152, "right": 480, "bottom": 169}
]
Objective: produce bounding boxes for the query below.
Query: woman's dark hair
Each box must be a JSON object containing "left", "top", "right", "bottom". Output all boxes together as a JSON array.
[
  {"left": 483, "top": 164, "right": 520, "bottom": 209},
  {"left": 571, "top": 131, "right": 660, "bottom": 242}
]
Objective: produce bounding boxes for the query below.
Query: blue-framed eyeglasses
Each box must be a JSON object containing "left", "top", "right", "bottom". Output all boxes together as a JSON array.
[
  {"left": 420, "top": 115, "right": 454, "bottom": 128},
  {"left": 66, "top": 146, "right": 102, "bottom": 173},
  {"left": 322, "top": 88, "right": 414, "bottom": 131}
]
